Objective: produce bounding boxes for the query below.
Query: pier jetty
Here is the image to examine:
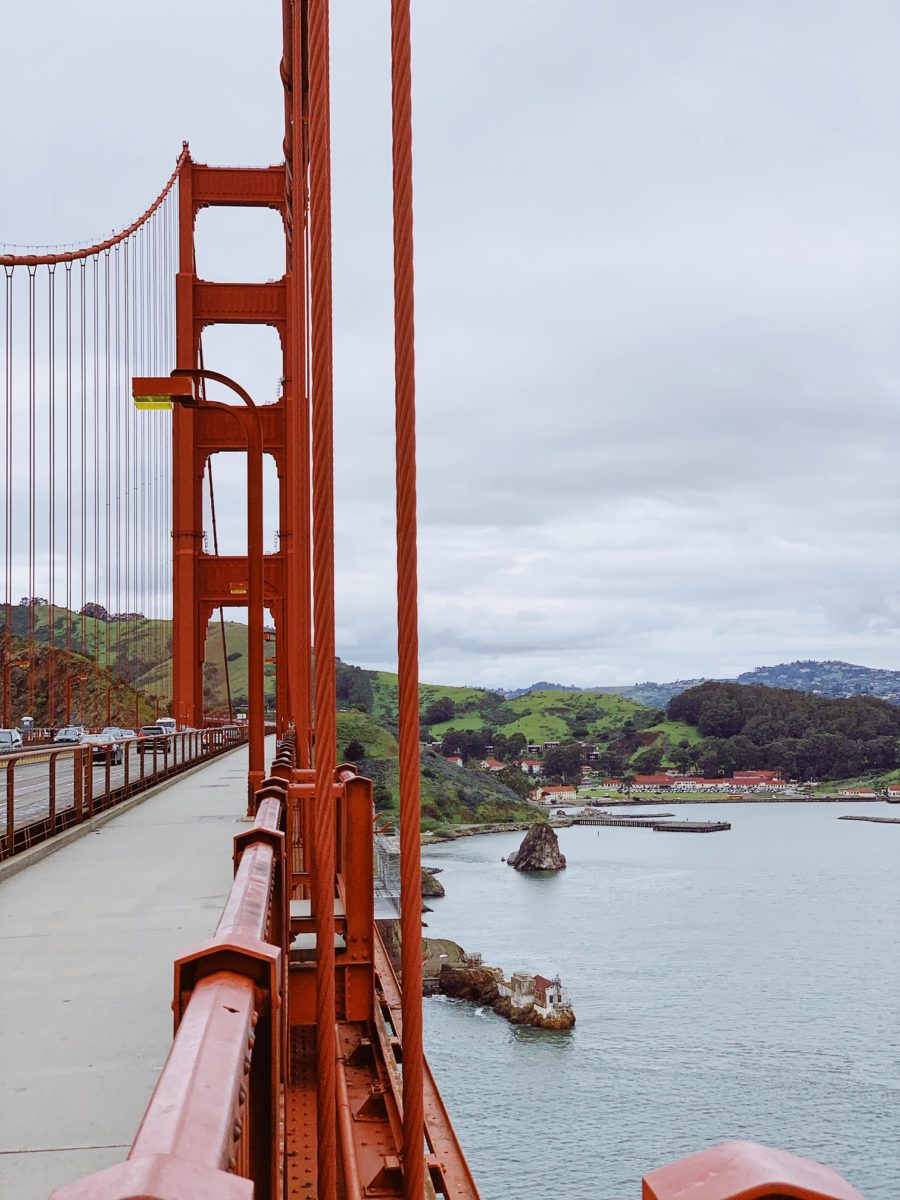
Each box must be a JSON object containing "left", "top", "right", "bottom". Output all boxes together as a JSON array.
[
  {"left": 839, "top": 814, "right": 900, "bottom": 826},
  {"left": 575, "top": 815, "right": 730, "bottom": 833}
]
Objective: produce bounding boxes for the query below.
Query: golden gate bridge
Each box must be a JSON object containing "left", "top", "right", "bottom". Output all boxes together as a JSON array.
[{"left": 0, "top": 3, "right": 870, "bottom": 1198}]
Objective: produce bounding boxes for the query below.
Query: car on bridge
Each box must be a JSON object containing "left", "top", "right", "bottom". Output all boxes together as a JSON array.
[
  {"left": 0, "top": 728, "right": 24, "bottom": 752},
  {"left": 137, "top": 724, "right": 169, "bottom": 754},
  {"left": 84, "top": 731, "right": 125, "bottom": 765},
  {"left": 54, "top": 725, "right": 85, "bottom": 745}
]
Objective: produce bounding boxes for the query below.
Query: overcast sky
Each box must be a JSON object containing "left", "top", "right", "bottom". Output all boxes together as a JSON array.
[{"left": 3, "top": 1, "right": 900, "bottom": 688}]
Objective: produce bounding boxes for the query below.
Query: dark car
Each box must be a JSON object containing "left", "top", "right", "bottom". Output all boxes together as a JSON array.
[{"left": 84, "top": 732, "right": 124, "bottom": 765}]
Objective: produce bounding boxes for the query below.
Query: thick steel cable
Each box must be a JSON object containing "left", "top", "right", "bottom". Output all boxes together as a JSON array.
[
  {"left": 391, "top": 2, "right": 425, "bottom": 1193},
  {"left": 0, "top": 148, "right": 189, "bottom": 268},
  {"left": 307, "top": 0, "right": 338, "bottom": 1192}
]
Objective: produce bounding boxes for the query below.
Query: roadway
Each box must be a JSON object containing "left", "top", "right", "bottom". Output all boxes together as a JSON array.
[
  {"left": 0, "top": 735, "right": 273, "bottom": 1200},
  {"left": 0, "top": 740, "right": 205, "bottom": 837}
]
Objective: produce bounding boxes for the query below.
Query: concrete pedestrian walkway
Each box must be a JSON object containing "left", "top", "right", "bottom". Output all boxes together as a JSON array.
[{"left": 0, "top": 737, "right": 273, "bottom": 1200}]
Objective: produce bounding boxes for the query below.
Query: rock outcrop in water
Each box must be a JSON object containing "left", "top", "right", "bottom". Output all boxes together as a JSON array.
[
  {"left": 421, "top": 867, "right": 445, "bottom": 898},
  {"left": 506, "top": 821, "right": 566, "bottom": 871}
]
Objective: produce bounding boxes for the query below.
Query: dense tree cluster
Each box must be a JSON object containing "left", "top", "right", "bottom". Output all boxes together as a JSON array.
[
  {"left": 543, "top": 740, "right": 584, "bottom": 783},
  {"left": 335, "top": 659, "right": 374, "bottom": 712},
  {"left": 667, "top": 682, "right": 900, "bottom": 780}
]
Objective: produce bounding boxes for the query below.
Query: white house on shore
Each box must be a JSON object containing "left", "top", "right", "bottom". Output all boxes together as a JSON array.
[{"left": 496, "top": 971, "right": 572, "bottom": 1019}]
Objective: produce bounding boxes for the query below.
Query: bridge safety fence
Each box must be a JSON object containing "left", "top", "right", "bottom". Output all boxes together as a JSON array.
[{"left": 0, "top": 726, "right": 246, "bottom": 862}]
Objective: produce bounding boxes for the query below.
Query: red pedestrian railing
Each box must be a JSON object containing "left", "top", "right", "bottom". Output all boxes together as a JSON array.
[{"left": 0, "top": 726, "right": 246, "bottom": 863}]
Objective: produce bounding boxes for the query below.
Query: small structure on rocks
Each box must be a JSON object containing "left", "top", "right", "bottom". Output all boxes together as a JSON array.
[{"left": 506, "top": 820, "right": 567, "bottom": 871}]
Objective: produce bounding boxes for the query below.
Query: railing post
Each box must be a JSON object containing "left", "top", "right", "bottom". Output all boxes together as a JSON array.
[
  {"left": 5, "top": 759, "right": 14, "bottom": 857},
  {"left": 84, "top": 747, "right": 94, "bottom": 819},
  {"left": 49, "top": 752, "right": 57, "bottom": 835},
  {"left": 73, "top": 747, "right": 84, "bottom": 822},
  {"left": 124, "top": 741, "right": 131, "bottom": 792}
]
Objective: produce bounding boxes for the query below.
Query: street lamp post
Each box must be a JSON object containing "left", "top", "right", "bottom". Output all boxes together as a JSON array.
[{"left": 132, "top": 369, "right": 266, "bottom": 810}]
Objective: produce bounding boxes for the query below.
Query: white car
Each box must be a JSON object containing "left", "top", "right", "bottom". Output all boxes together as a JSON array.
[{"left": 0, "top": 728, "right": 24, "bottom": 751}]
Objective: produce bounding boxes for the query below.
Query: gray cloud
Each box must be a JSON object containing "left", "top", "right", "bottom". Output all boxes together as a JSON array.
[{"left": 3, "top": 2, "right": 900, "bottom": 687}]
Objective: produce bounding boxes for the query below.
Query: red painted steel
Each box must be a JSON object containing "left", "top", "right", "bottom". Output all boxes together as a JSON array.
[{"left": 643, "top": 1141, "right": 867, "bottom": 1200}]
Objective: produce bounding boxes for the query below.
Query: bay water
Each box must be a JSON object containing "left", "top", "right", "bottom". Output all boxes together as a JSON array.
[{"left": 421, "top": 803, "right": 899, "bottom": 1199}]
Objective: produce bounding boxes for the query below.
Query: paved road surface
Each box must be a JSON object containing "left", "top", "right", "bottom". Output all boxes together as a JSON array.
[{"left": 0, "top": 736, "right": 273, "bottom": 1200}]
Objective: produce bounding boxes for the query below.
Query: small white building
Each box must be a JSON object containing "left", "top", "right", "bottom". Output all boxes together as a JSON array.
[{"left": 496, "top": 969, "right": 572, "bottom": 1019}]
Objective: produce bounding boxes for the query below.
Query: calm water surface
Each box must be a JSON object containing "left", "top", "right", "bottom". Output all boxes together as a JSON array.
[{"left": 421, "top": 804, "right": 899, "bottom": 1199}]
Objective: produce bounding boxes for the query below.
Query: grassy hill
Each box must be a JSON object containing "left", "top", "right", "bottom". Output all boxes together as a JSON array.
[{"left": 1, "top": 633, "right": 157, "bottom": 727}]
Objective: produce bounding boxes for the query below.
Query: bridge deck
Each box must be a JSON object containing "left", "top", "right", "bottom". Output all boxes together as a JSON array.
[{"left": 0, "top": 738, "right": 270, "bottom": 1200}]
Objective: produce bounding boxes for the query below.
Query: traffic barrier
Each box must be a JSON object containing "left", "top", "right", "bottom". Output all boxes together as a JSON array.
[{"left": 0, "top": 727, "right": 247, "bottom": 862}]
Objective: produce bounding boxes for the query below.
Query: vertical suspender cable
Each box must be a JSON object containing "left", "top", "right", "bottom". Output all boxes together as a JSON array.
[
  {"left": 390, "top": 2, "right": 425, "bottom": 1193},
  {"left": 65, "top": 264, "right": 73, "bottom": 659},
  {"left": 2, "top": 268, "right": 11, "bottom": 709},
  {"left": 27, "top": 266, "right": 36, "bottom": 714},
  {"left": 104, "top": 251, "right": 112, "bottom": 717},
  {"left": 307, "top": 0, "right": 338, "bottom": 1193},
  {"left": 93, "top": 254, "right": 100, "bottom": 715},
  {"left": 114, "top": 245, "right": 122, "bottom": 716},
  {"left": 79, "top": 261, "right": 87, "bottom": 661},
  {"left": 48, "top": 266, "right": 57, "bottom": 722}
]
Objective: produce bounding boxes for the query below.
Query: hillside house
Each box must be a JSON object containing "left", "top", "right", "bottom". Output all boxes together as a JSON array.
[
  {"left": 539, "top": 785, "right": 576, "bottom": 804},
  {"left": 444, "top": 755, "right": 463, "bottom": 767},
  {"left": 518, "top": 758, "right": 544, "bottom": 776},
  {"left": 480, "top": 758, "right": 506, "bottom": 773}
]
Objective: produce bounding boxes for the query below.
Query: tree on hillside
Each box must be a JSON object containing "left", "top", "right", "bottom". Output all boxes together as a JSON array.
[
  {"left": 597, "top": 746, "right": 626, "bottom": 777},
  {"left": 344, "top": 739, "right": 365, "bottom": 762},
  {"left": 423, "top": 696, "right": 455, "bottom": 726},
  {"left": 543, "top": 740, "right": 583, "bottom": 783},
  {"left": 632, "top": 743, "right": 664, "bottom": 774},
  {"left": 495, "top": 766, "right": 535, "bottom": 800},
  {"left": 336, "top": 660, "right": 373, "bottom": 712},
  {"left": 670, "top": 740, "right": 697, "bottom": 773},
  {"left": 441, "top": 727, "right": 490, "bottom": 761},
  {"left": 492, "top": 731, "right": 526, "bottom": 762}
]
